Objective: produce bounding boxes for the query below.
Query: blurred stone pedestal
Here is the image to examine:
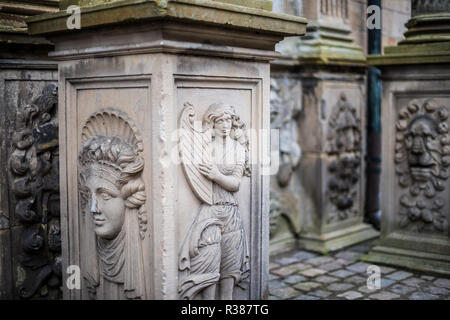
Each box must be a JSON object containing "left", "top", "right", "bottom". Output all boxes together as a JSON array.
[
  {"left": 272, "top": 0, "right": 378, "bottom": 254},
  {"left": 27, "top": 0, "right": 307, "bottom": 299},
  {"left": 363, "top": 1, "right": 450, "bottom": 275}
]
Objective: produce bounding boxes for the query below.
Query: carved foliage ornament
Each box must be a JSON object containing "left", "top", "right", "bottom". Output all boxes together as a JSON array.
[
  {"left": 9, "top": 83, "right": 61, "bottom": 299},
  {"left": 78, "top": 109, "right": 147, "bottom": 299},
  {"left": 178, "top": 102, "right": 250, "bottom": 300},
  {"left": 326, "top": 93, "right": 361, "bottom": 222},
  {"left": 395, "top": 99, "right": 449, "bottom": 233}
]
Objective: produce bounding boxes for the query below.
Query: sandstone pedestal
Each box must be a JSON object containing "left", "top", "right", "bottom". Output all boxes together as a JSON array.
[
  {"left": 363, "top": 1, "right": 450, "bottom": 275},
  {"left": 27, "top": 0, "right": 306, "bottom": 299},
  {"left": 271, "top": 0, "right": 378, "bottom": 254},
  {"left": 0, "top": 1, "right": 60, "bottom": 299}
]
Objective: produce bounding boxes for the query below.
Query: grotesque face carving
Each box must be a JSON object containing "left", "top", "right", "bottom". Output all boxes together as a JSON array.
[
  {"left": 404, "top": 116, "right": 439, "bottom": 182},
  {"left": 395, "top": 99, "right": 450, "bottom": 197},
  {"left": 86, "top": 173, "right": 125, "bottom": 239}
]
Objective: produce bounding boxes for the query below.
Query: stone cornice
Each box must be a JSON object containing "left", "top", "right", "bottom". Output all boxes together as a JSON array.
[{"left": 26, "top": 0, "right": 307, "bottom": 36}]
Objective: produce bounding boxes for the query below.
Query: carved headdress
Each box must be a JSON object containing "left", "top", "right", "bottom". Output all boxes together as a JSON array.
[{"left": 78, "top": 109, "right": 147, "bottom": 299}]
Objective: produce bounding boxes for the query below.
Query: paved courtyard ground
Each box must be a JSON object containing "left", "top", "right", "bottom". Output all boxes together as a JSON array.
[{"left": 269, "top": 240, "right": 450, "bottom": 300}]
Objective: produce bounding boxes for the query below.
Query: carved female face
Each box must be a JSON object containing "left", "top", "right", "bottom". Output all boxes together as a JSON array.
[
  {"left": 213, "top": 114, "right": 232, "bottom": 138},
  {"left": 86, "top": 173, "right": 125, "bottom": 240}
]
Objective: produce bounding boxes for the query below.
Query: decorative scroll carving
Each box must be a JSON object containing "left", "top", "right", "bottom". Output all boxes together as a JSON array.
[
  {"left": 395, "top": 99, "right": 449, "bottom": 233},
  {"left": 9, "top": 83, "right": 61, "bottom": 299},
  {"left": 178, "top": 102, "right": 250, "bottom": 300},
  {"left": 326, "top": 93, "right": 361, "bottom": 223},
  {"left": 78, "top": 109, "right": 147, "bottom": 299}
]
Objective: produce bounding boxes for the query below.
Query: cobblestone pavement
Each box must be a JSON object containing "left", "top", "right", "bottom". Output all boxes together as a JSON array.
[{"left": 269, "top": 241, "right": 450, "bottom": 300}]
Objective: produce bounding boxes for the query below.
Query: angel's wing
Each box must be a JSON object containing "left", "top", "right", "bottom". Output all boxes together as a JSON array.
[{"left": 179, "top": 102, "right": 213, "bottom": 205}]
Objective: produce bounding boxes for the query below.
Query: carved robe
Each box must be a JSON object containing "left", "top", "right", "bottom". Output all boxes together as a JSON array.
[{"left": 179, "top": 139, "right": 250, "bottom": 300}]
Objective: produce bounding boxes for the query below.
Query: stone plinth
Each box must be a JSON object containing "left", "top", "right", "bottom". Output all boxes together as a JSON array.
[
  {"left": 271, "top": 0, "right": 378, "bottom": 254},
  {"left": 0, "top": 1, "right": 60, "bottom": 300},
  {"left": 27, "top": 0, "right": 306, "bottom": 299},
  {"left": 363, "top": 1, "right": 450, "bottom": 275}
]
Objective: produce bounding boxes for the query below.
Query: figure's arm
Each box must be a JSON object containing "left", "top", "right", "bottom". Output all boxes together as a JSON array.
[{"left": 199, "top": 163, "right": 243, "bottom": 192}]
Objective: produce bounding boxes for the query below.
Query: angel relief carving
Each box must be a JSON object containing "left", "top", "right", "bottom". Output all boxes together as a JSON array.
[
  {"left": 178, "top": 102, "right": 251, "bottom": 300},
  {"left": 78, "top": 109, "right": 148, "bottom": 299}
]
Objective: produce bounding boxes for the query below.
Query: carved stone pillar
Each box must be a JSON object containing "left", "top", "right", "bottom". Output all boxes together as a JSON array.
[
  {"left": 363, "top": 1, "right": 450, "bottom": 275},
  {"left": 271, "top": 0, "right": 378, "bottom": 254},
  {"left": 27, "top": 0, "right": 306, "bottom": 299},
  {"left": 0, "top": 1, "right": 60, "bottom": 299}
]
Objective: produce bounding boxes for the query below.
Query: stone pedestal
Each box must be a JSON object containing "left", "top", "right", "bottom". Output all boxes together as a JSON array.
[
  {"left": 27, "top": 0, "right": 306, "bottom": 299},
  {"left": 271, "top": 0, "right": 378, "bottom": 254},
  {"left": 363, "top": 1, "right": 450, "bottom": 275},
  {"left": 1, "top": 1, "right": 60, "bottom": 299}
]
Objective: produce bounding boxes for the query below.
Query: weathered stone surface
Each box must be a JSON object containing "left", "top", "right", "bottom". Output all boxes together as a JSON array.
[
  {"left": 346, "top": 262, "right": 372, "bottom": 273},
  {"left": 283, "top": 274, "right": 307, "bottom": 285},
  {"left": 272, "top": 263, "right": 311, "bottom": 277},
  {"left": 363, "top": 64, "right": 450, "bottom": 276},
  {"left": 271, "top": 286, "right": 301, "bottom": 299},
  {"left": 300, "top": 268, "right": 328, "bottom": 277},
  {"left": 434, "top": 279, "right": 450, "bottom": 289},
  {"left": 369, "top": 291, "right": 400, "bottom": 300},
  {"left": 327, "top": 283, "right": 354, "bottom": 292},
  {"left": 293, "top": 282, "right": 321, "bottom": 292},
  {"left": 389, "top": 284, "right": 416, "bottom": 295},
  {"left": 401, "top": 277, "right": 426, "bottom": 288},
  {"left": 345, "top": 275, "right": 366, "bottom": 285},
  {"left": 27, "top": 0, "right": 307, "bottom": 36},
  {"left": 315, "top": 276, "right": 339, "bottom": 284},
  {"left": 27, "top": 0, "right": 306, "bottom": 300},
  {"left": 293, "top": 294, "right": 320, "bottom": 300},
  {"left": 270, "top": 244, "right": 450, "bottom": 300},
  {"left": 386, "top": 271, "right": 413, "bottom": 281},
  {"left": 423, "top": 286, "right": 449, "bottom": 296},
  {"left": 0, "top": 65, "right": 58, "bottom": 300},
  {"left": 329, "top": 269, "right": 356, "bottom": 278},
  {"left": 337, "top": 291, "right": 363, "bottom": 300},
  {"left": 310, "top": 289, "right": 332, "bottom": 298},
  {"left": 408, "top": 292, "right": 440, "bottom": 300}
]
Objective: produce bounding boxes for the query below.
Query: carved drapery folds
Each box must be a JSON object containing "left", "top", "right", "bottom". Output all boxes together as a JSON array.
[
  {"left": 9, "top": 83, "right": 61, "bottom": 299},
  {"left": 326, "top": 92, "right": 361, "bottom": 223},
  {"left": 78, "top": 109, "right": 148, "bottom": 299},
  {"left": 178, "top": 102, "right": 250, "bottom": 300},
  {"left": 395, "top": 99, "right": 449, "bottom": 233}
]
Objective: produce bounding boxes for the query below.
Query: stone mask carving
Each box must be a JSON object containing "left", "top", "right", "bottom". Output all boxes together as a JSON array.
[
  {"left": 78, "top": 109, "right": 147, "bottom": 299},
  {"left": 395, "top": 99, "right": 450, "bottom": 197},
  {"left": 178, "top": 102, "right": 250, "bottom": 300},
  {"left": 395, "top": 99, "right": 449, "bottom": 233}
]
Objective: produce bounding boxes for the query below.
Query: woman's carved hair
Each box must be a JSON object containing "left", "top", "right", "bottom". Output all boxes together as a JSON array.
[
  {"left": 203, "top": 103, "right": 251, "bottom": 177},
  {"left": 79, "top": 135, "right": 147, "bottom": 239}
]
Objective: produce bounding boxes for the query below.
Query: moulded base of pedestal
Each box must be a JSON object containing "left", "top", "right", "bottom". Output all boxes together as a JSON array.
[
  {"left": 297, "top": 223, "right": 379, "bottom": 254},
  {"left": 362, "top": 245, "right": 450, "bottom": 276},
  {"left": 269, "top": 234, "right": 297, "bottom": 256}
]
